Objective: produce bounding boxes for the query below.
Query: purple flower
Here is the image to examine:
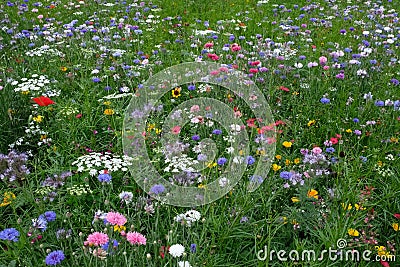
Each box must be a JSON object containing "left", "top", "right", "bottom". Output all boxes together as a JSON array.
[
  {"left": 0, "top": 228, "right": 20, "bottom": 242},
  {"left": 353, "top": 118, "right": 359, "bottom": 123},
  {"left": 190, "top": 243, "right": 197, "bottom": 253},
  {"left": 188, "top": 84, "right": 196, "bottom": 91},
  {"left": 45, "top": 250, "right": 65, "bottom": 266},
  {"left": 150, "top": 184, "right": 165, "bottom": 195},
  {"left": 197, "top": 154, "right": 207, "bottom": 161},
  {"left": 320, "top": 97, "right": 330, "bottom": 104},
  {"left": 354, "top": 130, "right": 362, "bottom": 135},
  {"left": 192, "top": 135, "right": 200, "bottom": 141},
  {"left": 374, "top": 100, "right": 384, "bottom": 107},
  {"left": 390, "top": 78, "right": 399, "bottom": 86},
  {"left": 92, "top": 77, "right": 101, "bottom": 82}
]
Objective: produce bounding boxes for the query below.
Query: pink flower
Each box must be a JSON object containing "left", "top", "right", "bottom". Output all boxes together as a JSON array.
[
  {"left": 204, "top": 42, "right": 213, "bottom": 48},
  {"left": 323, "top": 65, "right": 330, "bottom": 70},
  {"left": 190, "top": 105, "right": 200, "bottom": 113},
  {"left": 249, "top": 68, "right": 258, "bottom": 74},
  {"left": 171, "top": 126, "right": 181, "bottom": 135},
  {"left": 207, "top": 53, "right": 219, "bottom": 61},
  {"left": 86, "top": 232, "right": 109, "bottom": 246},
  {"left": 312, "top": 147, "right": 322, "bottom": 154},
  {"left": 126, "top": 232, "right": 146, "bottom": 245},
  {"left": 106, "top": 212, "right": 127, "bottom": 226},
  {"left": 319, "top": 56, "right": 328, "bottom": 65},
  {"left": 230, "top": 43, "right": 241, "bottom": 52}
]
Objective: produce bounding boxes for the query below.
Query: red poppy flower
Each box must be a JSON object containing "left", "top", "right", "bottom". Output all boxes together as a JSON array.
[
  {"left": 32, "top": 96, "right": 55, "bottom": 106},
  {"left": 394, "top": 213, "right": 400, "bottom": 219},
  {"left": 380, "top": 260, "right": 390, "bottom": 267},
  {"left": 279, "top": 86, "right": 290, "bottom": 92}
]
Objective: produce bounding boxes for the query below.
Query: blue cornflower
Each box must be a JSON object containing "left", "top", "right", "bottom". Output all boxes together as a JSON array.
[
  {"left": 188, "top": 84, "right": 196, "bottom": 91},
  {"left": 246, "top": 156, "right": 256, "bottom": 165},
  {"left": 374, "top": 100, "right": 384, "bottom": 107},
  {"left": 43, "top": 211, "right": 57, "bottom": 222},
  {"left": 279, "top": 171, "right": 293, "bottom": 180},
  {"left": 0, "top": 228, "right": 20, "bottom": 242},
  {"left": 190, "top": 243, "right": 197, "bottom": 253},
  {"left": 353, "top": 118, "right": 359, "bottom": 123},
  {"left": 150, "top": 184, "right": 165, "bottom": 195},
  {"left": 45, "top": 250, "right": 65, "bottom": 266},
  {"left": 212, "top": 129, "right": 222, "bottom": 135},
  {"left": 326, "top": 147, "right": 335, "bottom": 153},
  {"left": 98, "top": 173, "right": 112, "bottom": 183},
  {"left": 92, "top": 77, "right": 101, "bottom": 82},
  {"left": 192, "top": 135, "right": 200, "bottom": 141},
  {"left": 32, "top": 216, "right": 48, "bottom": 232},
  {"left": 217, "top": 157, "right": 227, "bottom": 166},
  {"left": 320, "top": 97, "right": 330, "bottom": 104},
  {"left": 249, "top": 175, "right": 263, "bottom": 184}
]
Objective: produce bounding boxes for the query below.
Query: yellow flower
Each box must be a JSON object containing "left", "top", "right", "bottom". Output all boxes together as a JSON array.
[
  {"left": 348, "top": 228, "right": 359, "bottom": 237},
  {"left": 307, "top": 189, "right": 318, "bottom": 199},
  {"left": 60, "top": 66, "right": 68, "bottom": 72},
  {"left": 294, "top": 158, "right": 301, "bottom": 164},
  {"left": 113, "top": 225, "right": 126, "bottom": 232},
  {"left": 393, "top": 223, "right": 399, "bottom": 231},
  {"left": 282, "top": 141, "right": 292, "bottom": 148},
  {"left": 291, "top": 197, "right": 300, "bottom": 203},
  {"left": 307, "top": 120, "right": 316, "bottom": 127},
  {"left": 346, "top": 129, "right": 352, "bottom": 133},
  {"left": 275, "top": 155, "right": 282, "bottom": 160},
  {"left": 256, "top": 149, "right": 265, "bottom": 156},
  {"left": 390, "top": 137, "right": 398, "bottom": 143},
  {"left": 103, "top": 101, "right": 111, "bottom": 106},
  {"left": 341, "top": 203, "right": 352, "bottom": 210},
  {"left": 0, "top": 192, "right": 16, "bottom": 207},
  {"left": 272, "top": 164, "right": 281, "bottom": 171},
  {"left": 377, "top": 161, "right": 383, "bottom": 167},
  {"left": 147, "top": 123, "right": 155, "bottom": 132},
  {"left": 171, "top": 87, "right": 181, "bottom": 98},
  {"left": 285, "top": 159, "right": 291, "bottom": 166},
  {"left": 155, "top": 128, "right": 161, "bottom": 134},
  {"left": 21, "top": 90, "right": 30, "bottom": 95},
  {"left": 375, "top": 246, "right": 391, "bottom": 257},
  {"left": 104, "top": 109, "right": 115, "bottom": 115},
  {"left": 198, "top": 184, "right": 206, "bottom": 189},
  {"left": 33, "top": 115, "right": 44, "bottom": 123},
  {"left": 207, "top": 161, "right": 217, "bottom": 168},
  {"left": 292, "top": 91, "right": 299, "bottom": 96},
  {"left": 354, "top": 203, "right": 365, "bottom": 211}
]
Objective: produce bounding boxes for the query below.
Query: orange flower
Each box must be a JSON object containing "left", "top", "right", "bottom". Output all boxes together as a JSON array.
[{"left": 307, "top": 189, "right": 318, "bottom": 199}]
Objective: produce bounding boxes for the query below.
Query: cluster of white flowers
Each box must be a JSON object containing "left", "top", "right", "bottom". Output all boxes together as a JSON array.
[
  {"left": 66, "top": 184, "right": 93, "bottom": 196},
  {"left": 174, "top": 209, "right": 201, "bottom": 227},
  {"left": 25, "top": 45, "right": 65, "bottom": 57},
  {"left": 11, "top": 74, "right": 59, "bottom": 97},
  {"left": 58, "top": 106, "right": 79, "bottom": 117},
  {"left": 71, "top": 152, "right": 133, "bottom": 176},
  {"left": 164, "top": 154, "right": 199, "bottom": 173},
  {"left": 8, "top": 121, "right": 51, "bottom": 154}
]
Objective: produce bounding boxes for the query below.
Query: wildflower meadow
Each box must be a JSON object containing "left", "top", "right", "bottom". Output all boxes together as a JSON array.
[{"left": 0, "top": 0, "right": 399, "bottom": 266}]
